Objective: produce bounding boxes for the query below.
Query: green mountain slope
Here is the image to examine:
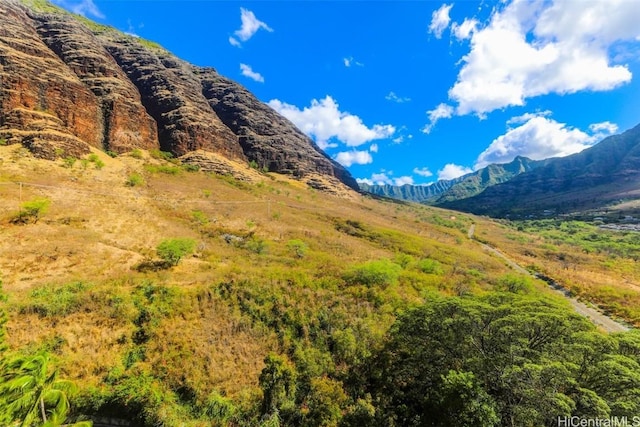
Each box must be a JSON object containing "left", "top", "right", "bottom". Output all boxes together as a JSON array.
[{"left": 440, "top": 123, "right": 640, "bottom": 217}]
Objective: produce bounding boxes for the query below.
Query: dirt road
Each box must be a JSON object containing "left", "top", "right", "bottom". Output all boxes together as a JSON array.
[{"left": 468, "top": 225, "right": 629, "bottom": 333}]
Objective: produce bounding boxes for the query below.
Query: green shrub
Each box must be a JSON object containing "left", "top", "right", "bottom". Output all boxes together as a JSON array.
[
  {"left": 125, "top": 173, "right": 144, "bottom": 187},
  {"left": 495, "top": 273, "right": 533, "bottom": 294},
  {"left": 106, "top": 150, "right": 118, "bottom": 158},
  {"left": 11, "top": 197, "right": 51, "bottom": 224},
  {"left": 149, "top": 149, "right": 174, "bottom": 161},
  {"left": 245, "top": 237, "right": 269, "bottom": 254},
  {"left": 182, "top": 163, "right": 200, "bottom": 172},
  {"left": 344, "top": 259, "right": 402, "bottom": 288},
  {"left": 415, "top": 258, "right": 444, "bottom": 275},
  {"left": 130, "top": 149, "right": 143, "bottom": 159},
  {"left": 62, "top": 156, "right": 77, "bottom": 168},
  {"left": 287, "top": 239, "right": 308, "bottom": 258},
  {"left": 201, "top": 391, "right": 237, "bottom": 422},
  {"left": 87, "top": 153, "right": 105, "bottom": 170},
  {"left": 144, "top": 164, "right": 181, "bottom": 175},
  {"left": 0, "top": 138, "right": 7, "bottom": 146},
  {"left": 22, "top": 281, "right": 87, "bottom": 317},
  {"left": 191, "top": 210, "right": 209, "bottom": 226},
  {"left": 156, "top": 238, "right": 196, "bottom": 266}
]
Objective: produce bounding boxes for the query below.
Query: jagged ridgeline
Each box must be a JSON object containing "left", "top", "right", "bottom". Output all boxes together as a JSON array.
[{"left": 0, "top": 0, "right": 359, "bottom": 191}]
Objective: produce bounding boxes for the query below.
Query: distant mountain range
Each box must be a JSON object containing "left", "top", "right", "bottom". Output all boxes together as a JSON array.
[
  {"left": 361, "top": 124, "right": 640, "bottom": 218},
  {"left": 360, "top": 156, "right": 546, "bottom": 204}
]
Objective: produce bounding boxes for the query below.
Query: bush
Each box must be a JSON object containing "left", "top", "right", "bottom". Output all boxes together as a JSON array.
[
  {"left": 130, "top": 149, "right": 143, "bottom": 159},
  {"left": 11, "top": 197, "right": 51, "bottom": 224},
  {"left": 415, "top": 258, "right": 444, "bottom": 275},
  {"left": 149, "top": 149, "right": 174, "bottom": 161},
  {"left": 287, "top": 240, "right": 308, "bottom": 258},
  {"left": 87, "top": 153, "right": 105, "bottom": 169},
  {"left": 125, "top": 173, "right": 144, "bottom": 187},
  {"left": 62, "top": 156, "right": 77, "bottom": 168},
  {"left": 343, "top": 259, "right": 402, "bottom": 288},
  {"left": 156, "top": 238, "right": 196, "bottom": 266}
]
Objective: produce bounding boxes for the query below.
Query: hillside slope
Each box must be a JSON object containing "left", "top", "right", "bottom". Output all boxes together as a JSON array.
[
  {"left": 0, "top": 0, "right": 358, "bottom": 190},
  {"left": 1, "top": 145, "right": 639, "bottom": 425}
]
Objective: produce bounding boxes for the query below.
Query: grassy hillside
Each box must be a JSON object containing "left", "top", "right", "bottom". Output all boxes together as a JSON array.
[{"left": 1, "top": 145, "right": 639, "bottom": 425}]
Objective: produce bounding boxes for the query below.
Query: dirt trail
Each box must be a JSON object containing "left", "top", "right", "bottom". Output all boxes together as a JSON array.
[{"left": 468, "top": 225, "right": 630, "bottom": 334}]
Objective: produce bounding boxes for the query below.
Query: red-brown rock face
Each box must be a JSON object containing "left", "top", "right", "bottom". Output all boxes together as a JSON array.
[
  {"left": 0, "top": 0, "right": 358, "bottom": 191},
  {"left": 0, "top": 1, "right": 101, "bottom": 155},
  {"left": 29, "top": 11, "right": 158, "bottom": 153}
]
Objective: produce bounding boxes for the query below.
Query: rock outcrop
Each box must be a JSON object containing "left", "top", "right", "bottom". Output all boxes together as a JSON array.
[
  {"left": 0, "top": 0, "right": 359, "bottom": 192},
  {"left": 29, "top": 10, "right": 158, "bottom": 153},
  {"left": 0, "top": 1, "right": 100, "bottom": 157},
  {"left": 197, "top": 68, "right": 359, "bottom": 190}
]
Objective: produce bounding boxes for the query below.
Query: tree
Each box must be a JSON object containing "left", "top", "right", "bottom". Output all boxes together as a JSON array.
[
  {"left": 156, "top": 238, "right": 196, "bottom": 266},
  {"left": 0, "top": 352, "right": 91, "bottom": 426},
  {"left": 259, "top": 354, "right": 297, "bottom": 416}
]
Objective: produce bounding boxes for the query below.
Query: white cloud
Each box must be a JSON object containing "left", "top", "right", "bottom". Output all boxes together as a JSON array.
[
  {"left": 52, "top": 0, "right": 104, "bottom": 18},
  {"left": 429, "top": 3, "right": 453, "bottom": 39},
  {"left": 385, "top": 91, "right": 411, "bottom": 103},
  {"left": 268, "top": 96, "right": 395, "bottom": 149},
  {"left": 438, "top": 163, "right": 473, "bottom": 180},
  {"left": 357, "top": 173, "right": 413, "bottom": 186},
  {"left": 229, "top": 8, "right": 273, "bottom": 47},
  {"left": 343, "top": 57, "right": 364, "bottom": 67},
  {"left": 335, "top": 151, "right": 373, "bottom": 167},
  {"left": 370, "top": 144, "right": 379, "bottom": 153},
  {"left": 589, "top": 121, "right": 618, "bottom": 135},
  {"left": 452, "top": 18, "right": 478, "bottom": 41},
  {"left": 422, "top": 103, "right": 454, "bottom": 134},
  {"left": 240, "top": 64, "right": 264, "bottom": 83},
  {"left": 394, "top": 176, "right": 415, "bottom": 186},
  {"left": 474, "top": 113, "right": 618, "bottom": 169},
  {"left": 447, "top": 0, "right": 640, "bottom": 116},
  {"left": 413, "top": 167, "right": 433, "bottom": 178}
]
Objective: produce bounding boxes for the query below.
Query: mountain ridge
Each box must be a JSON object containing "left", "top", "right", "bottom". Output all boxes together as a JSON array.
[
  {"left": 0, "top": 0, "right": 359, "bottom": 191},
  {"left": 360, "top": 156, "right": 545, "bottom": 204},
  {"left": 440, "top": 123, "right": 640, "bottom": 217}
]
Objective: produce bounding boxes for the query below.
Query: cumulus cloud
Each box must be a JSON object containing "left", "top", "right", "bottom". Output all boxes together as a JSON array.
[
  {"left": 385, "top": 92, "right": 411, "bottom": 103},
  {"left": 474, "top": 113, "right": 618, "bottom": 169},
  {"left": 438, "top": 164, "right": 473, "bottom": 180},
  {"left": 229, "top": 8, "right": 273, "bottom": 47},
  {"left": 335, "top": 151, "right": 373, "bottom": 167},
  {"left": 268, "top": 96, "right": 395, "bottom": 150},
  {"left": 446, "top": 0, "right": 640, "bottom": 116},
  {"left": 429, "top": 3, "right": 453, "bottom": 39},
  {"left": 370, "top": 144, "right": 379, "bottom": 153},
  {"left": 413, "top": 167, "right": 433, "bottom": 178},
  {"left": 240, "top": 64, "right": 264, "bottom": 83},
  {"left": 52, "top": 0, "right": 104, "bottom": 18},
  {"left": 422, "top": 103, "right": 454, "bottom": 134},
  {"left": 357, "top": 172, "right": 414, "bottom": 186}
]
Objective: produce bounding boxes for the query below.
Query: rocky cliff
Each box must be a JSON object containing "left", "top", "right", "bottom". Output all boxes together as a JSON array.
[{"left": 0, "top": 0, "right": 358, "bottom": 190}]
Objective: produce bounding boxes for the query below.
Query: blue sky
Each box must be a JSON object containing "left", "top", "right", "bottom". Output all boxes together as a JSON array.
[{"left": 52, "top": 0, "right": 640, "bottom": 186}]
